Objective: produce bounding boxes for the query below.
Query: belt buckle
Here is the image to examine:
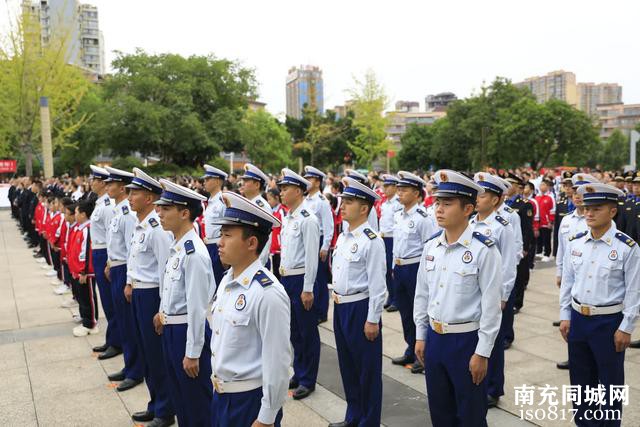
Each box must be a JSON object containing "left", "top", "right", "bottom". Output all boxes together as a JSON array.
[
  {"left": 395, "top": 258, "right": 401, "bottom": 266},
  {"left": 212, "top": 378, "right": 223, "bottom": 393},
  {"left": 332, "top": 293, "right": 340, "bottom": 304},
  {"left": 279, "top": 266, "right": 285, "bottom": 275},
  {"left": 433, "top": 321, "right": 444, "bottom": 334},
  {"left": 580, "top": 305, "right": 591, "bottom": 316}
]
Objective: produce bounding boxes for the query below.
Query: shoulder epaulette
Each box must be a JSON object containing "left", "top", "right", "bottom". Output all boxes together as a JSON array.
[
  {"left": 495, "top": 215, "right": 509, "bottom": 226},
  {"left": 615, "top": 232, "right": 637, "bottom": 247},
  {"left": 184, "top": 240, "right": 195, "bottom": 254},
  {"left": 104, "top": 198, "right": 110, "bottom": 206},
  {"left": 122, "top": 205, "right": 129, "bottom": 215},
  {"left": 472, "top": 231, "right": 495, "bottom": 247},
  {"left": 301, "top": 209, "right": 310, "bottom": 217},
  {"left": 255, "top": 199, "right": 265, "bottom": 208},
  {"left": 363, "top": 228, "right": 377, "bottom": 240},
  {"left": 503, "top": 206, "right": 514, "bottom": 214},
  {"left": 149, "top": 217, "right": 159, "bottom": 228},
  {"left": 416, "top": 208, "right": 427, "bottom": 217},
  {"left": 253, "top": 269, "right": 273, "bottom": 287},
  {"left": 568, "top": 230, "right": 588, "bottom": 241},
  {"left": 425, "top": 230, "right": 443, "bottom": 243},
  {"left": 319, "top": 194, "right": 325, "bottom": 200}
]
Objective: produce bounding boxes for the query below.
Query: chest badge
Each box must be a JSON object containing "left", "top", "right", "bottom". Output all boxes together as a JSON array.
[
  {"left": 425, "top": 254, "right": 434, "bottom": 261},
  {"left": 608, "top": 250, "right": 618, "bottom": 261},
  {"left": 462, "top": 251, "right": 473, "bottom": 264},
  {"left": 571, "top": 250, "right": 582, "bottom": 257},
  {"left": 139, "top": 233, "right": 145, "bottom": 243},
  {"left": 292, "top": 222, "right": 299, "bottom": 231},
  {"left": 484, "top": 228, "right": 492, "bottom": 236},
  {"left": 235, "top": 294, "right": 246, "bottom": 311},
  {"left": 350, "top": 243, "right": 358, "bottom": 253},
  {"left": 172, "top": 258, "right": 180, "bottom": 269},
  {"left": 408, "top": 220, "right": 415, "bottom": 229}
]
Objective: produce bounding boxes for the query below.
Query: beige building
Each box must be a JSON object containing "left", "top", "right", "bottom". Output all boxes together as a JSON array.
[
  {"left": 516, "top": 70, "right": 578, "bottom": 107},
  {"left": 385, "top": 103, "right": 446, "bottom": 146},
  {"left": 577, "top": 83, "right": 622, "bottom": 117},
  {"left": 597, "top": 103, "right": 640, "bottom": 139}
]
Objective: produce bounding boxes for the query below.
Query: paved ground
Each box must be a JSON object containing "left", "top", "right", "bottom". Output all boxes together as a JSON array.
[{"left": 1, "top": 209, "right": 639, "bottom": 426}]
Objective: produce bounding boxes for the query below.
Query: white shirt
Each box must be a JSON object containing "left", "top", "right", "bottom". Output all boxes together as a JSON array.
[
  {"left": 107, "top": 199, "right": 136, "bottom": 262},
  {"left": 280, "top": 204, "right": 320, "bottom": 292},
  {"left": 204, "top": 191, "right": 226, "bottom": 241},
  {"left": 500, "top": 203, "right": 523, "bottom": 260},
  {"left": 392, "top": 203, "right": 434, "bottom": 259},
  {"left": 210, "top": 259, "right": 291, "bottom": 425},
  {"left": 250, "top": 194, "right": 272, "bottom": 266},
  {"left": 379, "top": 195, "right": 402, "bottom": 236},
  {"left": 556, "top": 210, "right": 587, "bottom": 278},
  {"left": 304, "top": 191, "right": 334, "bottom": 251},
  {"left": 127, "top": 210, "right": 172, "bottom": 285},
  {"left": 89, "top": 193, "right": 114, "bottom": 246}
]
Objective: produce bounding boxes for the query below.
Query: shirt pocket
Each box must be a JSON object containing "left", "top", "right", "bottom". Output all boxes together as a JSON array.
[
  {"left": 597, "top": 260, "right": 623, "bottom": 284},
  {"left": 222, "top": 311, "right": 251, "bottom": 347},
  {"left": 109, "top": 218, "right": 119, "bottom": 233},
  {"left": 570, "top": 257, "right": 583, "bottom": 273},
  {"left": 453, "top": 264, "right": 478, "bottom": 294}
]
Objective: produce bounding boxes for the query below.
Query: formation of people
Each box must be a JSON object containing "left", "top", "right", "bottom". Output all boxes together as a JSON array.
[{"left": 6, "top": 164, "right": 640, "bottom": 427}]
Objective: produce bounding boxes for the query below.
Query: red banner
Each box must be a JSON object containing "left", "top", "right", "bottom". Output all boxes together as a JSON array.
[{"left": 0, "top": 159, "right": 17, "bottom": 173}]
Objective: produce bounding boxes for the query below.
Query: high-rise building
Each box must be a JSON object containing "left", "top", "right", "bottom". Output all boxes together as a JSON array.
[
  {"left": 577, "top": 83, "right": 622, "bottom": 117},
  {"left": 286, "top": 65, "right": 324, "bottom": 119},
  {"left": 596, "top": 103, "right": 640, "bottom": 140},
  {"left": 515, "top": 70, "right": 578, "bottom": 107},
  {"left": 425, "top": 92, "right": 457, "bottom": 112},
  {"left": 395, "top": 101, "right": 420, "bottom": 112},
  {"left": 385, "top": 101, "right": 446, "bottom": 146}
]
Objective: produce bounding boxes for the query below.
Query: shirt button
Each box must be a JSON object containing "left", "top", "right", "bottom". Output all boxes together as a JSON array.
[
  {"left": 212, "top": 352, "right": 215, "bottom": 357},
  {"left": 588, "top": 275, "right": 592, "bottom": 278},
  {"left": 587, "top": 290, "right": 591, "bottom": 293},
  {"left": 215, "top": 330, "right": 219, "bottom": 335},
  {"left": 218, "top": 307, "right": 222, "bottom": 312},
  {"left": 442, "top": 266, "right": 446, "bottom": 271}
]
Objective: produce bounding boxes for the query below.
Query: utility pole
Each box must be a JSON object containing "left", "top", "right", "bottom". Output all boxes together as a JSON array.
[{"left": 39, "top": 97, "right": 53, "bottom": 178}]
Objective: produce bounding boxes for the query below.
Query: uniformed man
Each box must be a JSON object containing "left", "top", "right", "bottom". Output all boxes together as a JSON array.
[
  {"left": 303, "top": 165, "right": 334, "bottom": 324},
  {"left": 629, "top": 171, "right": 640, "bottom": 242},
  {"left": 559, "top": 183, "right": 639, "bottom": 424},
  {"left": 379, "top": 174, "right": 402, "bottom": 312},
  {"left": 553, "top": 171, "right": 575, "bottom": 258},
  {"left": 209, "top": 192, "right": 291, "bottom": 426},
  {"left": 277, "top": 168, "right": 321, "bottom": 400},
  {"left": 390, "top": 171, "right": 434, "bottom": 374},
  {"left": 414, "top": 169, "right": 503, "bottom": 426},
  {"left": 103, "top": 166, "right": 144, "bottom": 392},
  {"left": 240, "top": 163, "right": 272, "bottom": 267},
  {"left": 153, "top": 179, "right": 216, "bottom": 426},
  {"left": 125, "top": 169, "right": 175, "bottom": 427},
  {"left": 202, "top": 164, "right": 228, "bottom": 286},
  {"left": 498, "top": 178, "right": 524, "bottom": 265},
  {"left": 470, "top": 172, "right": 516, "bottom": 408},
  {"left": 343, "top": 169, "right": 379, "bottom": 231},
  {"left": 330, "top": 177, "right": 386, "bottom": 427},
  {"left": 87, "top": 165, "right": 122, "bottom": 360}
]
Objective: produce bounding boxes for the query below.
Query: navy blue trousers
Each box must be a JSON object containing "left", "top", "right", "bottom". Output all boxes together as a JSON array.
[
  {"left": 568, "top": 310, "right": 624, "bottom": 427},
  {"left": 487, "top": 291, "right": 515, "bottom": 398},
  {"left": 503, "top": 289, "right": 516, "bottom": 344},
  {"left": 161, "top": 322, "right": 213, "bottom": 427},
  {"left": 132, "top": 288, "right": 174, "bottom": 418},
  {"left": 383, "top": 237, "right": 395, "bottom": 306},
  {"left": 109, "top": 264, "right": 143, "bottom": 380},
  {"left": 282, "top": 274, "right": 320, "bottom": 388},
  {"left": 314, "top": 239, "right": 330, "bottom": 320},
  {"left": 425, "top": 326, "right": 488, "bottom": 427},
  {"left": 334, "top": 299, "right": 382, "bottom": 426},
  {"left": 92, "top": 249, "right": 121, "bottom": 348},
  {"left": 393, "top": 263, "right": 419, "bottom": 359},
  {"left": 206, "top": 243, "right": 226, "bottom": 290},
  {"left": 211, "top": 387, "right": 283, "bottom": 427}
]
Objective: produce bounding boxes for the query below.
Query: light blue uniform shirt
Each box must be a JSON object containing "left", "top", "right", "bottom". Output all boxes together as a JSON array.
[
  {"left": 251, "top": 194, "right": 272, "bottom": 266},
  {"left": 560, "top": 226, "right": 640, "bottom": 333},
  {"left": 127, "top": 210, "right": 172, "bottom": 285},
  {"left": 280, "top": 204, "right": 320, "bottom": 292},
  {"left": 332, "top": 222, "right": 386, "bottom": 323},
  {"left": 204, "top": 191, "right": 225, "bottom": 241},
  {"left": 89, "top": 193, "right": 114, "bottom": 246},
  {"left": 392, "top": 203, "right": 434, "bottom": 259},
  {"left": 555, "top": 210, "right": 587, "bottom": 278},
  {"left": 414, "top": 225, "right": 503, "bottom": 358},
  {"left": 304, "top": 191, "right": 334, "bottom": 251},
  {"left": 379, "top": 195, "right": 402, "bottom": 236},
  {"left": 210, "top": 259, "right": 291, "bottom": 425},
  {"left": 500, "top": 203, "right": 523, "bottom": 260},
  {"left": 160, "top": 229, "right": 216, "bottom": 358},
  {"left": 470, "top": 211, "right": 517, "bottom": 301},
  {"left": 107, "top": 199, "right": 136, "bottom": 262}
]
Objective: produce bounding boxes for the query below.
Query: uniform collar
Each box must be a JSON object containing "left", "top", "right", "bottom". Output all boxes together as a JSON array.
[
  {"left": 402, "top": 202, "right": 419, "bottom": 216},
  {"left": 470, "top": 210, "right": 497, "bottom": 226},
  {"left": 209, "top": 191, "right": 222, "bottom": 203},
  {"left": 437, "top": 224, "right": 474, "bottom": 249},
  {"left": 115, "top": 198, "right": 128, "bottom": 208},
  {"left": 171, "top": 228, "right": 197, "bottom": 253},
  {"left": 288, "top": 202, "right": 305, "bottom": 218},
  {"left": 586, "top": 225, "right": 616, "bottom": 246},
  {"left": 136, "top": 210, "right": 157, "bottom": 229},
  {"left": 346, "top": 221, "right": 368, "bottom": 238},
  {"left": 306, "top": 190, "right": 320, "bottom": 199},
  {"left": 227, "top": 258, "right": 263, "bottom": 289}
]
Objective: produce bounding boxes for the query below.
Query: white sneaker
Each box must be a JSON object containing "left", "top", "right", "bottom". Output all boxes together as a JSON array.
[
  {"left": 54, "top": 285, "right": 70, "bottom": 295},
  {"left": 36, "top": 258, "right": 46, "bottom": 263},
  {"left": 73, "top": 325, "right": 100, "bottom": 337},
  {"left": 540, "top": 256, "right": 551, "bottom": 262},
  {"left": 45, "top": 270, "right": 57, "bottom": 277},
  {"left": 50, "top": 279, "right": 62, "bottom": 286},
  {"left": 41, "top": 264, "right": 51, "bottom": 270},
  {"left": 72, "top": 314, "right": 83, "bottom": 323},
  {"left": 60, "top": 299, "right": 78, "bottom": 308},
  {"left": 534, "top": 254, "right": 543, "bottom": 259}
]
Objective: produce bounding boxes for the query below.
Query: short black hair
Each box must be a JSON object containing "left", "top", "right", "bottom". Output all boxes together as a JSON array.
[
  {"left": 240, "top": 226, "right": 270, "bottom": 255},
  {"left": 178, "top": 203, "right": 203, "bottom": 222},
  {"left": 60, "top": 197, "right": 74, "bottom": 207},
  {"left": 65, "top": 203, "right": 77, "bottom": 215},
  {"left": 76, "top": 200, "right": 95, "bottom": 217},
  {"left": 525, "top": 182, "right": 536, "bottom": 192}
]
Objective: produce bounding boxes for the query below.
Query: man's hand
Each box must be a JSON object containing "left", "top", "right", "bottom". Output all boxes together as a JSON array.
[
  {"left": 251, "top": 421, "right": 273, "bottom": 427},
  {"left": 153, "top": 313, "right": 164, "bottom": 335},
  {"left": 319, "top": 249, "right": 328, "bottom": 262},
  {"left": 124, "top": 284, "right": 132, "bottom": 303},
  {"left": 415, "top": 340, "right": 426, "bottom": 366},
  {"left": 469, "top": 354, "right": 488, "bottom": 385},
  {"left": 556, "top": 277, "right": 561, "bottom": 288},
  {"left": 183, "top": 356, "right": 199, "bottom": 378},
  {"left": 364, "top": 321, "right": 379, "bottom": 341},
  {"left": 104, "top": 265, "right": 110, "bottom": 281},
  {"left": 559, "top": 320, "right": 570, "bottom": 342},
  {"left": 301, "top": 292, "right": 314, "bottom": 311},
  {"left": 501, "top": 301, "right": 506, "bottom": 311},
  {"left": 614, "top": 330, "right": 631, "bottom": 352}
]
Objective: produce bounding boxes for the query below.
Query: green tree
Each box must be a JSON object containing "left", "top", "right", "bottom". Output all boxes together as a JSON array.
[
  {"left": 239, "top": 109, "right": 292, "bottom": 172},
  {"left": 599, "top": 130, "right": 628, "bottom": 170},
  {"left": 397, "top": 123, "right": 436, "bottom": 171}
]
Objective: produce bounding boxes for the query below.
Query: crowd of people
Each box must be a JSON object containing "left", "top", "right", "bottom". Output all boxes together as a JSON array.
[{"left": 4, "top": 163, "right": 639, "bottom": 427}]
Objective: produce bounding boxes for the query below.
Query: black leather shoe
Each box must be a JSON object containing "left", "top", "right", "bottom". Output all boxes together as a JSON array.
[
  {"left": 503, "top": 341, "right": 512, "bottom": 350},
  {"left": 556, "top": 360, "right": 569, "bottom": 370},
  {"left": 147, "top": 416, "right": 175, "bottom": 427},
  {"left": 317, "top": 317, "right": 327, "bottom": 324},
  {"left": 391, "top": 355, "right": 414, "bottom": 366},
  {"left": 117, "top": 378, "right": 143, "bottom": 392},
  {"left": 552, "top": 321, "right": 561, "bottom": 327},
  {"left": 98, "top": 346, "right": 123, "bottom": 360},
  {"left": 487, "top": 395, "right": 499, "bottom": 408},
  {"left": 292, "top": 385, "right": 314, "bottom": 400},
  {"left": 288, "top": 378, "right": 299, "bottom": 390},
  {"left": 383, "top": 302, "right": 390, "bottom": 309},
  {"left": 513, "top": 307, "right": 520, "bottom": 315},
  {"left": 410, "top": 361, "right": 424, "bottom": 374},
  {"left": 107, "top": 370, "right": 125, "bottom": 382},
  {"left": 131, "top": 411, "right": 154, "bottom": 422},
  {"left": 328, "top": 422, "right": 356, "bottom": 427},
  {"left": 385, "top": 305, "right": 398, "bottom": 312},
  {"left": 92, "top": 343, "right": 109, "bottom": 353},
  {"left": 630, "top": 340, "right": 640, "bottom": 349}
]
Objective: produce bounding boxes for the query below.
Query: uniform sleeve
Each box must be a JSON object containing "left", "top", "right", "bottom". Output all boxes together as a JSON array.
[
  {"left": 256, "top": 287, "right": 292, "bottom": 424},
  {"left": 414, "top": 244, "right": 431, "bottom": 341},
  {"left": 499, "top": 224, "right": 517, "bottom": 301},
  {"left": 319, "top": 201, "right": 334, "bottom": 252},
  {"left": 559, "top": 242, "right": 575, "bottom": 321},
  {"left": 419, "top": 215, "right": 434, "bottom": 243},
  {"left": 511, "top": 213, "right": 523, "bottom": 260},
  {"left": 259, "top": 234, "right": 272, "bottom": 266},
  {"left": 555, "top": 217, "right": 567, "bottom": 278},
  {"left": 365, "top": 238, "right": 386, "bottom": 323},
  {"left": 475, "top": 246, "right": 503, "bottom": 358},
  {"left": 302, "top": 217, "right": 320, "bottom": 292},
  {"left": 619, "top": 245, "right": 640, "bottom": 334},
  {"left": 124, "top": 214, "right": 136, "bottom": 256},
  {"left": 184, "top": 253, "right": 215, "bottom": 358},
  {"left": 153, "top": 229, "right": 173, "bottom": 285},
  {"left": 368, "top": 208, "right": 379, "bottom": 232}
]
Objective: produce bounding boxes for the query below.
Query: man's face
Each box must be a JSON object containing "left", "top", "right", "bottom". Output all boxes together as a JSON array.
[
  {"left": 157, "top": 205, "right": 183, "bottom": 232},
  {"left": 562, "top": 183, "right": 573, "bottom": 195},
  {"left": 633, "top": 183, "right": 640, "bottom": 196},
  {"left": 584, "top": 203, "right": 616, "bottom": 228},
  {"left": 383, "top": 184, "right": 397, "bottom": 198},
  {"left": 615, "top": 181, "right": 625, "bottom": 190},
  {"left": 572, "top": 191, "right": 583, "bottom": 207},
  {"left": 64, "top": 208, "right": 75, "bottom": 223},
  {"left": 523, "top": 185, "right": 532, "bottom": 197},
  {"left": 308, "top": 177, "right": 321, "bottom": 191},
  {"left": 397, "top": 186, "right": 418, "bottom": 206},
  {"left": 540, "top": 182, "right": 548, "bottom": 193},
  {"left": 218, "top": 225, "right": 256, "bottom": 266},
  {"left": 204, "top": 177, "right": 221, "bottom": 194},
  {"left": 340, "top": 197, "right": 366, "bottom": 223},
  {"left": 90, "top": 178, "right": 105, "bottom": 193},
  {"left": 240, "top": 179, "right": 260, "bottom": 197},
  {"left": 434, "top": 197, "right": 472, "bottom": 229},
  {"left": 476, "top": 192, "right": 498, "bottom": 214},
  {"left": 279, "top": 184, "right": 300, "bottom": 208},
  {"left": 107, "top": 182, "right": 123, "bottom": 199},
  {"left": 128, "top": 189, "right": 149, "bottom": 213}
]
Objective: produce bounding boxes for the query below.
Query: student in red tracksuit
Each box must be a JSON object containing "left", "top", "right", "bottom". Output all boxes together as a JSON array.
[
  {"left": 535, "top": 178, "right": 555, "bottom": 260},
  {"left": 267, "top": 188, "right": 287, "bottom": 279},
  {"left": 67, "top": 200, "right": 99, "bottom": 337},
  {"left": 47, "top": 198, "right": 64, "bottom": 284},
  {"left": 57, "top": 199, "right": 76, "bottom": 300}
]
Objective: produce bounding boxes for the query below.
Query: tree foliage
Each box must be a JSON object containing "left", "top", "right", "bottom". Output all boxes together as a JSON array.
[{"left": 239, "top": 109, "right": 292, "bottom": 172}]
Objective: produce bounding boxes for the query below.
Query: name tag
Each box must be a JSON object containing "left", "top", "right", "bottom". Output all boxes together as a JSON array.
[{"left": 571, "top": 250, "right": 582, "bottom": 257}]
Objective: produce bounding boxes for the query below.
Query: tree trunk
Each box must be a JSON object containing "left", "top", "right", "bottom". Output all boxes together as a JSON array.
[{"left": 24, "top": 146, "right": 33, "bottom": 177}]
